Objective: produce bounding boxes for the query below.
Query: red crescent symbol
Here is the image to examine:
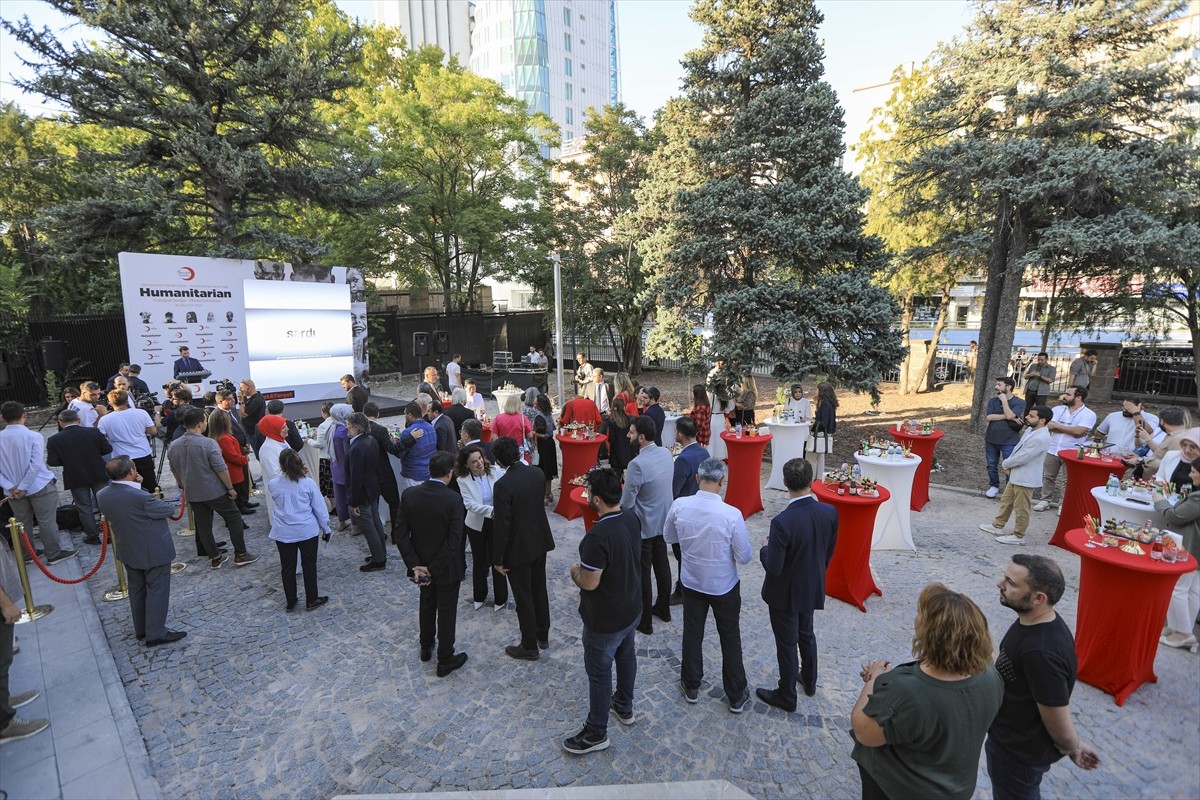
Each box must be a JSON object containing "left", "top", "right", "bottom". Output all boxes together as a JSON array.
[
  {"left": 181, "top": 267, "right": 196, "bottom": 280},
  {"left": 175, "top": 332, "right": 183, "bottom": 338},
  {"left": 144, "top": 326, "right": 151, "bottom": 332},
  {"left": 199, "top": 325, "right": 207, "bottom": 331},
  {"left": 226, "top": 343, "right": 235, "bottom": 350},
  {"left": 198, "top": 338, "right": 208, "bottom": 345},
  {"left": 145, "top": 340, "right": 153, "bottom": 346},
  {"left": 227, "top": 356, "right": 236, "bottom": 362}
]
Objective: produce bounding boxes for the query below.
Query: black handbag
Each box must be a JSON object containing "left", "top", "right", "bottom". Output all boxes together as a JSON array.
[{"left": 56, "top": 505, "right": 83, "bottom": 531}]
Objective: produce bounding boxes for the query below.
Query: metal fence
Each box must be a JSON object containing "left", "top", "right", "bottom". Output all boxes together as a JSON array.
[{"left": 1113, "top": 346, "right": 1197, "bottom": 403}]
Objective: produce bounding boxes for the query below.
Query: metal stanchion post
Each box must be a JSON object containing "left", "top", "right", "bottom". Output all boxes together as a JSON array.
[
  {"left": 101, "top": 516, "right": 130, "bottom": 602},
  {"left": 7, "top": 519, "right": 53, "bottom": 623},
  {"left": 155, "top": 488, "right": 189, "bottom": 571},
  {"left": 177, "top": 503, "right": 195, "bottom": 537}
]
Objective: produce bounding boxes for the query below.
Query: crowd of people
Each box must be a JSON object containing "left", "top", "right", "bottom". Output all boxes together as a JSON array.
[{"left": 0, "top": 347, "right": 1191, "bottom": 800}]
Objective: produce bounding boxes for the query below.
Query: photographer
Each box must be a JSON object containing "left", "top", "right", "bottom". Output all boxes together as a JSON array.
[
  {"left": 982, "top": 377, "right": 1025, "bottom": 499},
  {"left": 126, "top": 364, "right": 151, "bottom": 397}
]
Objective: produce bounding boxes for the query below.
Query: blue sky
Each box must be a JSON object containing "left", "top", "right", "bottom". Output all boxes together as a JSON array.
[{"left": 1, "top": 0, "right": 974, "bottom": 166}]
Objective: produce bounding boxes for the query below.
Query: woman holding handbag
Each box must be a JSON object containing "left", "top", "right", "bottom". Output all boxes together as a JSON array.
[{"left": 456, "top": 445, "right": 508, "bottom": 611}]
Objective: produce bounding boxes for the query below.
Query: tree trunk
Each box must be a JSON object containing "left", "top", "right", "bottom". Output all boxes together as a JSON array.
[
  {"left": 909, "top": 286, "right": 952, "bottom": 393},
  {"left": 972, "top": 193, "right": 1027, "bottom": 431},
  {"left": 623, "top": 332, "right": 642, "bottom": 375},
  {"left": 897, "top": 293, "right": 915, "bottom": 395}
]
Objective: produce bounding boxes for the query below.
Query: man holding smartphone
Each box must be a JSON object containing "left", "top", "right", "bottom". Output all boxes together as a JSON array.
[
  {"left": 983, "top": 377, "right": 1025, "bottom": 499},
  {"left": 1095, "top": 397, "right": 1160, "bottom": 454}
]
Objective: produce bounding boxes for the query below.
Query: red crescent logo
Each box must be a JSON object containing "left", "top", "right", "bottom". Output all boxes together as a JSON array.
[
  {"left": 226, "top": 343, "right": 235, "bottom": 350},
  {"left": 227, "top": 356, "right": 236, "bottom": 362},
  {"left": 175, "top": 332, "right": 183, "bottom": 338},
  {"left": 178, "top": 267, "right": 196, "bottom": 281}
]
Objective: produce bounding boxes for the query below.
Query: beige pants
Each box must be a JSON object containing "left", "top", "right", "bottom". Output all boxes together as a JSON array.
[
  {"left": 993, "top": 483, "right": 1033, "bottom": 537},
  {"left": 1040, "top": 453, "right": 1065, "bottom": 504}
]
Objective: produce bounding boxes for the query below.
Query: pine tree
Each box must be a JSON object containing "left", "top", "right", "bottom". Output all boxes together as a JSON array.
[{"left": 663, "top": 0, "right": 903, "bottom": 392}]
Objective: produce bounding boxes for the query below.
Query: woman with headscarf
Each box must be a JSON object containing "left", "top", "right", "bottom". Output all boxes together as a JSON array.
[
  {"left": 257, "top": 415, "right": 289, "bottom": 518},
  {"left": 1155, "top": 427, "right": 1200, "bottom": 652},
  {"left": 327, "top": 404, "right": 354, "bottom": 532},
  {"left": 1154, "top": 427, "right": 1199, "bottom": 493},
  {"left": 314, "top": 401, "right": 336, "bottom": 502}
]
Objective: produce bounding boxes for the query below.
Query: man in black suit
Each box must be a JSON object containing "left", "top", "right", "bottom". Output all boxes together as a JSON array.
[
  {"left": 459, "top": 419, "right": 494, "bottom": 463},
  {"left": 492, "top": 436, "right": 555, "bottom": 661},
  {"left": 443, "top": 389, "right": 474, "bottom": 442},
  {"left": 757, "top": 458, "right": 838, "bottom": 712},
  {"left": 346, "top": 413, "right": 387, "bottom": 572},
  {"left": 96, "top": 457, "right": 186, "bottom": 646},
  {"left": 46, "top": 408, "right": 112, "bottom": 545},
  {"left": 363, "top": 402, "right": 401, "bottom": 525},
  {"left": 393, "top": 451, "right": 467, "bottom": 677}
]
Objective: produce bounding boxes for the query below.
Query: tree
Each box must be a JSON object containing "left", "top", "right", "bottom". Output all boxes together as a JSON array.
[
  {"left": 661, "top": 0, "right": 904, "bottom": 392},
  {"left": 2, "top": 0, "right": 386, "bottom": 269},
  {"left": 899, "top": 0, "right": 1198, "bottom": 427},
  {"left": 856, "top": 65, "right": 985, "bottom": 394}
]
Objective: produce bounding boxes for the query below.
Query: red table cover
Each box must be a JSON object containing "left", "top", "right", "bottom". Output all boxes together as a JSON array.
[
  {"left": 891, "top": 428, "right": 944, "bottom": 511},
  {"left": 720, "top": 431, "right": 771, "bottom": 519},
  {"left": 481, "top": 423, "right": 492, "bottom": 443},
  {"left": 569, "top": 486, "right": 599, "bottom": 533},
  {"left": 811, "top": 481, "right": 890, "bottom": 612},
  {"left": 1064, "top": 529, "right": 1193, "bottom": 705},
  {"left": 1050, "top": 450, "right": 1127, "bottom": 548},
  {"left": 553, "top": 433, "right": 606, "bottom": 520}
]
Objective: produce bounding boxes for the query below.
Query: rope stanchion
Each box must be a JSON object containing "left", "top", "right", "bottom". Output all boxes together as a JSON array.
[
  {"left": 7, "top": 518, "right": 53, "bottom": 623},
  {"left": 100, "top": 517, "right": 129, "bottom": 602},
  {"left": 177, "top": 504, "right": 196, "bottom": 537},
  {"left": 154, "top": 489, "right": 189, "bottom": 572},
  {"left": 15, "top": 518, "right": 110, "bottom": 587}
]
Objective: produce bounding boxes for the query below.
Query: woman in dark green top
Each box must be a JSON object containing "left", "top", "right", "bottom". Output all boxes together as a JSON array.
[{"left": 851, "top": 583, "right": 1004, "bottom": 799}]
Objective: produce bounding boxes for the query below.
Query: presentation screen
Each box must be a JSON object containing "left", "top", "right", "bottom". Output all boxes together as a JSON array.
[{"left": 118, "top": 252, "right": 368, "bottom": 404}]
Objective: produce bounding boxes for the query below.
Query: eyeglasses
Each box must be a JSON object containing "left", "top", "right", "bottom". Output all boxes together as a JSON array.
[{"left": 84, "top": 382, "right": 100, "bottom": 390}]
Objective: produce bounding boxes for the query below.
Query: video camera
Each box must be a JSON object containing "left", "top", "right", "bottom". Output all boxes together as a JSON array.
[
  {"left": 212, "top": 377, "right": 236, "bottom": 395},
  {"left": 132, "top": 390, "right": 159, "bottom": 417}
]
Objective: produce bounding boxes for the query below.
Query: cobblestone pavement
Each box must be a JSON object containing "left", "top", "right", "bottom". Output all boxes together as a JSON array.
[{"left": 81, "top": 407, "right": 1197, "bottom": 798}]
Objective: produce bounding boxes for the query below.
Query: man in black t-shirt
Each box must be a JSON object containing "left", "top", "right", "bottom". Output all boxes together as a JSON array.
[
  {"left": 988, "top": 554, "right": 1100, "bottom": 799},
  {"left": 562, "top": 467, "right": 642, "bottom": 756}
]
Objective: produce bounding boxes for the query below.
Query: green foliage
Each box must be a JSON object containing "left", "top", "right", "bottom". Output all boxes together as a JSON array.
[
  {"left": 43, "top": 370, "right": 59, "bottom": 409},
  {"left": 663, "top": 0, "right": 902, "bottom": 392},
  {"left": 643, "top": 306, "right": 704, "bottom": 372}
]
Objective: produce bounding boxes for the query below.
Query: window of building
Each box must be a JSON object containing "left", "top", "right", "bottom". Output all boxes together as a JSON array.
[
  {"left": 564, "top": 58, "right": 573, "bottom": 76},
  {"left": 566, "top": 107, "right": 574, "bottom": 124},
  {"left": 564, "top": 7, "right": 571, "bottom": 26},
  {"left": 564, "top": 33, "right": 571, "bottom": 52},
  {"left": 566, "top": 130, "right": 574, "bottom": 141},
  {"left": 580, "top": 39, "right": 585, "bottom": 47},
  {"left": 565, "top": 83, "right": 573, "bottom": 101}
]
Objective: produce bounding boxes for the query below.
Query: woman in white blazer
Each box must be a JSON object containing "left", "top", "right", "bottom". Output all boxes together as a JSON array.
[{"left": 455, "top": 444, "right": 508, "bottom": 611}]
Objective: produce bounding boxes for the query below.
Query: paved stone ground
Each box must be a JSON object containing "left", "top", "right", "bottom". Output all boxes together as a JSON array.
[{"left": 81, "top": 408, "right": 1199, "bottom": 800}]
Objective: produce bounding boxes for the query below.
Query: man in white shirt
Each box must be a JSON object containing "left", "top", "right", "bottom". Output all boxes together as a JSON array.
[
  {"left": 1095, "top": 396, "right": 1159, "bottom": 454},
  {"left": 591, "top": 368, "right": 611, "bottom": 415},
  {"left": 68, "top": 381, "right": 107, "bottom": 428},
  {"left": 664, "top": 457, "right": 752, "bottom": 712},
  {"left": 98, "top": 389, "right": 160, "bottom": 494},
  {"left": 1035, "top": 386, "right": 1098, "bottom": 512},
  {"left": 446, "top": 353, "right": 463, "bottom": 390},
  {"left": 463, "top": 380, "right": 486, "bottom": 413},
  {"left": 0, "top": 402, "right": 75, "bottom": 564}
]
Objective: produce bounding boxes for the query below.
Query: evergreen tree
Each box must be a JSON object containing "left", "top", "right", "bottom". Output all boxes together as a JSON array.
[
  {"left": 900, "top": 0, "right": 1198, "bottom": 424},
  {"left": 2, "top": 0, "right": 386, "bottom": 271},
  {"left": 664, "top": 0, "right": 903, "bottom": 392}
]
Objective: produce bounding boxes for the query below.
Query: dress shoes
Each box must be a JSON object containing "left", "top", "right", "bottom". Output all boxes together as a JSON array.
[
  {"left": 83, "top": 536, "right": 101, "bottom": 546},
  {"left": 286, "top": 600, "right": 297, "bottom": 612},
  {"left": 636, "top": 624, "right": 653, "bottom": 635},
  {"left": 436, "top": 652, "right": 468, "bottom": 677},
  {"left": 237, "top": 505, "right": 257, "bottom": 515},
  {"left": 420, "top": 645, "right": 433, "bottom": 662},
  {"left": 360, "top": 561, "right": 386, "bottom": 572},
  {"left": 243, "top": 501, "right": 259, "bottom": 509},
  {"left": 653, "top": 608, "right": 672, "bottom": 624},
  {"left": 145, "top": 630, "right": 187, "bottom": 647},
  {"left": 755, "top": 688, "right": 796, "bottom": 713},
  {"left": 537, "top": 638, "right": 549, "bottom": 650},
  {"left": 505, "top": 644, "right": 540, "bottom": 661},
  {"left": 306, "top": 596, "right": 329, "bottom": 611},
  {"left": 669, "top": 586, "right": 684, "bottom": 606}
]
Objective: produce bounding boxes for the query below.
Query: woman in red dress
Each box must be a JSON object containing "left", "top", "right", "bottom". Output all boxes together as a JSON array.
[{"left": 689, "top": 383, "right": 712, "bottom": 446}]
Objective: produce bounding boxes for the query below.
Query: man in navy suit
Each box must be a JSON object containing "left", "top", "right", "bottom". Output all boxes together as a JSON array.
[
  {"left": 669, "top": 416, "right": 708, "bottom": 605},
  {"left": 172, "top": 346, "right": 207, "bottom": 381},
  {"left": 393, "top": 451, "right": 467, "bottom": 677},
  {"left": 757, "top": 458, "right": 838, "bottom": 712},
  {"left": 96, "top": 456, "right": 185, "bottom": 646}
]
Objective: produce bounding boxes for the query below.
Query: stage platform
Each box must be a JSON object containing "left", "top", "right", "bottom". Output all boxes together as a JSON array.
[{"left": 283, "top": 394, "right": 408, "bottom": 425}]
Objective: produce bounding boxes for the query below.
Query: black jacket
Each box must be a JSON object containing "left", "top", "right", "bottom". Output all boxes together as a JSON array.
[
  {"left": 346, "top": 433, "right": 381, "bottom": 507},
  {"left": 493, "top": 462, "right": 555, "bottom": 568},
  {"left": 394, "top": 479, "right": 465, "bottom": 582},
  {"left": 46, "top": 424, "right": 112, "bottom": 489},
  {"left": 760, "top": 496, "right": 838, "bottom": 612}
]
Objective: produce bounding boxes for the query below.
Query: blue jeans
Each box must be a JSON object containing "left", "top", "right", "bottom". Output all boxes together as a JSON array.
[
  {"left": 581, "top": 619, "right": 638, "bottom": 736},
  {"left": 985, "top": 441, "right": 1017, "bottom": 489},
  {"left": 986, "top": 736, "right": 1052, "bottom": 800}
]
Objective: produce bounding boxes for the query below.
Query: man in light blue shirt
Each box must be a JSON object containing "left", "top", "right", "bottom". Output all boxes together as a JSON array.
[
  {"left": 664, "top": 457, "right": 752, "bottom": 712},
  {"left": 0, "top": 402, "right": 74, "bottom": 564}
]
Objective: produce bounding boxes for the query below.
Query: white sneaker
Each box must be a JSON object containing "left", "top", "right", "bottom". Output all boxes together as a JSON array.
[
  {"left": 1033, "top": 501, "right": 1051, "bottom": 512},
  {"left": 979, "top": 524, "right": 1006, "bottom": 535},
  {"left": 995, "top": 535, "right": 1025, "bottom": 545},
  {"left": 985, "top": 486, "right": 999, "bottom": 499}
]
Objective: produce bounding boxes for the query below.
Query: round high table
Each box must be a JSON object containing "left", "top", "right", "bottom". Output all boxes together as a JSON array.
[
  {"left": 569, "top": 486, "right": 599, "bottom": 533},
  {"left": 708, "top": 413, "right": 729, "bottom": 460},
  {"left": 491, "top": 388, "right": 523, "bottom": 410},
  {"left": 811, "top": 481, "right": 889, "bottom": 612},
  {"left": 761, "top": 419, "right": 811, "bottom": 491},
  {"left": 1090, "top": 487, "right": 1168, "bottom": 531},
  {"left": 1064, "top": 529, "right": 1193, "bottom": 705},
  {"left": 660, "top": 415, "right": 681, "bottom": 448},
  {"left": 890, "top": 428, "right": 944, "bottom": 511},
  {"left": 720, "top": 431, "right": 772, "bottom": 519},
  {"left": 553, "top": 433, "right": 606, "bottom": 520},
  {"left": 1050, "top": 450, "right": 1127, "bottom": 549},
  {"left": 297, "top": 441, "right": 321, "bottom": 480},
  {"left": 855, "top": 452, "right": 921, "bottom": 551}
]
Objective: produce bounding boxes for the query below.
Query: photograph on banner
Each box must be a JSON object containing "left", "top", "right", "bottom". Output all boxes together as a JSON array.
[{"left": 118, "top": 252, "right": 368, "bottom": 404}]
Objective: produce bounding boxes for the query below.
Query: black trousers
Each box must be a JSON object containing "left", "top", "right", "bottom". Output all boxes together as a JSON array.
[
  {"left": 419, "top": 578, "right": 461, "bottom": 663},
  {"left": 189, "top": 495, "right": 246, "bottom": 557},
  {"left": 467, "top": 519, "right": 507, "bottom": 605},
  {"left": 507, "top": 554, "right": 549, "bottom": 650},
  {"left": 640, "top": 535, "right": 672, "bottom": 628},
  {"left": 275, "top": 536, "right": 319, "bottom": 606},
  {"left": 769, "top": 606, "right": 816, "bottom": 707},
  {"left": 681, "top": 583, "right": 747, "bottom": 702},
  {"left": 132, "top": 454, "right": 159, "bottom": 496}
]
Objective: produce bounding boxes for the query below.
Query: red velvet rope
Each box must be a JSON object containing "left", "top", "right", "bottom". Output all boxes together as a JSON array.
[
  {"left": 169, "top": 492, "right": 187, "bottom": 521},
  {"left": 18, "top": 520, "right": 110, "bottom": 585}
]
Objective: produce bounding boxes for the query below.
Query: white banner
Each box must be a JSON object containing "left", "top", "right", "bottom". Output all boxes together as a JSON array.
[{"left": 117, "top": 253, "right": 368, "bottom": 404}]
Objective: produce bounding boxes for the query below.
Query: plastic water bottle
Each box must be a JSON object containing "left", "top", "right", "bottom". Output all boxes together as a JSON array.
[
  {"left": 852, "top": 465, "right": 861, "bottom": 480},
  {"left": 1105, "top": 474, "right": 1119, "bottom": 496}
]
